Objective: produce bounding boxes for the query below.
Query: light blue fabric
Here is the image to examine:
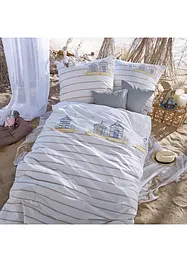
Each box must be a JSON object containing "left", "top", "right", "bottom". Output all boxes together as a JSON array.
[
  {"left": 92, "top": 89, "right": 128, "bottom": 109},
  {"left": 121, "top": 80, "right": 154, "bottom": 114}
]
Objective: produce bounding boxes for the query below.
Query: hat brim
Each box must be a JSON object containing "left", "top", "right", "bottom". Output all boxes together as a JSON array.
[{"left": 151, "top": 152, "right": 176, "bottom": 166}]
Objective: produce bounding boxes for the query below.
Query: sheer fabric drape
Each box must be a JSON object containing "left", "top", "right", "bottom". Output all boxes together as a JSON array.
[{"left": 0, "top": 38, "right": 49, "bottom": 125}]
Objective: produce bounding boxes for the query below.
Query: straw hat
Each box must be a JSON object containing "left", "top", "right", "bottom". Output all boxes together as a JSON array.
[{"left": 155, "top": 150, "right": 176, "bottom": 164}]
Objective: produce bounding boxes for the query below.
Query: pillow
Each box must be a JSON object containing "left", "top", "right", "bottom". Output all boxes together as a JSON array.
[
  {"left": 92, "top": 89, "right": 128, "bottom": 109},
  {"left": 121, "top": 80, "right": 154, "bottom": 114},
  {"left": 114, "top": 59, "right": 166, "bottom": 91},
  {"left": 56, "top": 56, "right": 115, "bottom": 103}
]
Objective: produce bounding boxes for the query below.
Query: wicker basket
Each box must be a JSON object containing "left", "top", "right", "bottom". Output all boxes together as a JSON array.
[
  {"left": 148, "top": 88, "right": 187, "bottom": 127},
  {"left": 149, "top": 102, "right": 187, "bottom": 127}
]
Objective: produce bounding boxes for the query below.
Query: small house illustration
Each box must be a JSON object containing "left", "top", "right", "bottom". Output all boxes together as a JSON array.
[
  {"left": 143, "top": 137, "right": 148, "bottom": 148},
  {"left": 93, "top": 121, "right": 107, "bottom": 136},
  {"left": 138, "top": 64, "right": 147, "bottom": 72},
  {"left": 150, "top": 67, "right": 156, "bottom": 75},
  {"left": 58, "top": 115, "right": 72, "bottom": 129},
  {"left": 141, "top": 103, "right": 149, "bottom": 115},
  {"left": 99, "top": 61, "right": 108, "bottom": 73},
  {"left": 109, "top": 121, "right": 124, "bottom": 139},
  {"left": 88, "top": 63, "right": 99, "bottom": 72}
]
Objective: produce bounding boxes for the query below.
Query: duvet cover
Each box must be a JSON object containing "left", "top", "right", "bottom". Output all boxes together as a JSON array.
[{"left": 0, "top": 102, "right": 151, "bottom": 224}]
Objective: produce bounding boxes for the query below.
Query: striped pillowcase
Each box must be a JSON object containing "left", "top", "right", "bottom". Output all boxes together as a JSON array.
[
  {"left": 114, "top": 59, "right": 166, "bottom": 91},
  {"left": 57, "top": 56, "right": 115, "bottom": 103}
]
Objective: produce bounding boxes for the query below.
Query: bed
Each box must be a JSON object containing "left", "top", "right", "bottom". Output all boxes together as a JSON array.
[
  {"left": 0, "top": 102, "right": 151, "bottom": 224},
  {"left": 1, "top": 55, "right": 186, "bottom": 224}
]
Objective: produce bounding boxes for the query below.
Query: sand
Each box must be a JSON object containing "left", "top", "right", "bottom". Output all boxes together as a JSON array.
[
  {"left": 0, "top": 75, "right": 187, "bottom": 223},
  {"left": 135, "top": 122, "right": 187, "bottom": 224}
]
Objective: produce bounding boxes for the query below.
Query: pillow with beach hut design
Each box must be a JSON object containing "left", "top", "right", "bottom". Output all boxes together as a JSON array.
[
  {"left": 56, "top": 56, "right": 115, "bottom": 104},
  {"left": 114, "top": 59, "right": 166, "bottom": 92}
]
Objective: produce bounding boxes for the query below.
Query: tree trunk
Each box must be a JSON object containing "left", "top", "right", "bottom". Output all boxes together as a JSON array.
[
  {"left": 97, "top": 38, "right": 115, "bottom": 59},
  {"left": 0, "top": 38, "right": 10, "bottom": 87}
]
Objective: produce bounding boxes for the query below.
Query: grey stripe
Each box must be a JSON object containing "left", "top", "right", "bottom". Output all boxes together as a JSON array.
[
  {"left": 60, "top": 73, "right": 113, "bottom": 83},
  {"left": 60, "top": 80, "right": 112, "bottom": 90},
  {"left": 115, "top": 65, "right": 164, "bottom": 74},
  {"left": 34, "top": 141, "right": 141, "bottom": 165},
  {"left": 12, "top": 186, "right": 134, "bottom": 218},
  {"left": 28, "top": 151, "right": 140, "bottom": 180},
  {"left": 0, "top": 217, "right": 22, "bottom": 223},
  {"left": 25, "top": 156, "right": 139, "bottom": 185},
  {"left": 24, "top": 214, "right": 46, "bottom": 224},
  {"left": 8, "top": 197, "right": 81, "bottom": 220},
  {"left": 14, "top": 181, "right": 135, "bottom": 216},
  {"left": 37, "top": 133, "right": 132, "bottom": 156},
  {"left": 18, "top": 169, "right": 138, "bottom": 195},
  {"left": 59, "top": 68, "right": 86, "bottom": 77},
  {"left": 15, "top": 175, "right": 138, "bottom": 207},
  {"left": 61, "top": 86, "right": 109, "bottom": 96},
  {"left": 6, "top": 202, "right": 22, "bottom": 206},
  {"left": 38, "top": 133, "right": 130, "bottom": 152},
  {"left": 114, "top": 79, "right": 153, "bottom": 89},
  {"left": 11, "top": 189, "right": 108, "bottom": 219},
  {"left": 11, "top": 199, "right": 127, "bottom": 224},
  {"left": 114, "top": 73, "right": 155, "bottom": 85},
  {"left": 23, "top": 203, "right": 69, "bottom": 224},
  {"left": 1, "top": 203, "right": 48, "bottom": 224},
  {"left": 33, "top": 145, "right": 137, "bottom": 167},
  {"left": 60, "top": 95, "right": 93, "bottom": 102},
  {"left": 1, "top": 209, "right": 23, "bottom": 214},
  {"left": 29, "top": 151, "right": 140, "bottom": 177},
  {"left": 35, "top": 140, "right": 119, "bottom": 156}
]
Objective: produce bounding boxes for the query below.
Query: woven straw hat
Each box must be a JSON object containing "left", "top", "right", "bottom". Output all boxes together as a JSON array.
[{"left": 152, "top": 150, "right": 176, "bottom": 165}]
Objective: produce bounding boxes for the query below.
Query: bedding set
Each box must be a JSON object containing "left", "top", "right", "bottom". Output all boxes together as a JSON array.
[{"left": 0, "top": 56, "right": 166, "bottom": 224}]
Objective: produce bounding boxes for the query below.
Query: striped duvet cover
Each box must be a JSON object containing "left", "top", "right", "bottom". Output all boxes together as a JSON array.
[{"left": 0, "top": 102, "right": 151, "bottom": 224}]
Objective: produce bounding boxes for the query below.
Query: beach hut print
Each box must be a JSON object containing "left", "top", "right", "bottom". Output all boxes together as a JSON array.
[
  {"left": 109, "top": 121, "right": 124, "bottom": 139},
  {"left": 93, "top": 121, "right": 107, "bottom": 136},
  {"left": 88, "top": 63, "right": 99, "bottom": 72},
  {"left": 99, "top": 61, "right": 108, "bottom": 73},
  {"left": 143, "top": 137, "right": 148, "bottom": 148},
  {"left": 58, "top": 115, "right": 72, "bottom": 129},
  {"left": 150, "top": 67, "right": 156, "bottom": 75},
  {"left": 141, "top": 103, "right": 149, "bottom": 115},
  {"left": 138, "top": 64, "right": 154, "bottom": 75},
  {"left": 138, "top": 64, "right": 147, "bottom": 72}
]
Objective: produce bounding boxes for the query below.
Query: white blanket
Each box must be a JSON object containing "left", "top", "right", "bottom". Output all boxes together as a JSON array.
[
  {"left": 0, "top": 102, "right": 151, "bottom": 224},
  {"left": 139, "top": 136, "right": 187, "bottom": 203}
]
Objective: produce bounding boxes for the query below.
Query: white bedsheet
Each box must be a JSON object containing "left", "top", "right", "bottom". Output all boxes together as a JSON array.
[
  {"left": 0, "top": 102, "right": 151, "bottom": 224},
  {"left": 139, "top": 136, "right": 187, "bottom": 203}
]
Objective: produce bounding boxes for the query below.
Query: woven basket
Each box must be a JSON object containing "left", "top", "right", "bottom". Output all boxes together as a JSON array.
[{"left": 148, "top": 102, "right": 187, "bottom": 127}]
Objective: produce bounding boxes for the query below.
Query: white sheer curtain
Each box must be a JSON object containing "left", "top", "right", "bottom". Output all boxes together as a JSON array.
[{"left": 0, "top": 38, "right": 50, "bottom": 125}]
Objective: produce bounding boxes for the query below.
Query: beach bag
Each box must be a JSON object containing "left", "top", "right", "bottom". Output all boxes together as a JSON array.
[{"left": 0, "top": 117, "right": 32, "bottom": 148}]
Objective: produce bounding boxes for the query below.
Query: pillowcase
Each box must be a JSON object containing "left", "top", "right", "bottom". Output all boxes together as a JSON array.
[
  {"left": 121, "top": 80, "right": 154, "bottom": 114},
  {"left": 92, "top": 89, "right": 128, "bottom": 109},
  {"left": 56, "top": 56, "right": 115, "bottom": 103},
  {"left": 114, "top": 59, "right": 166, "bottom": 91}
]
